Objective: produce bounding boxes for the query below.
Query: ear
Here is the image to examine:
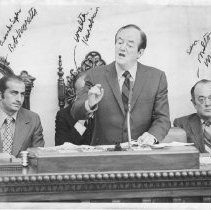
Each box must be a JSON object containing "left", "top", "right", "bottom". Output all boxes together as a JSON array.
[
  {"left": 137, "top": 49, "right": 144, "bottom": 59},
  {"left": 191, "top": 99, "right": 196, "bottom": 106}
]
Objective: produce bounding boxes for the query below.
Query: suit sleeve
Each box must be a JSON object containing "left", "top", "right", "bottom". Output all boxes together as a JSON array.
[
  {"left": 148, "top": 72, "right": 171, "bottom": 142},
  {"left": 31, "top": 114, "right": 45, "bottom": 147},
  {"left": 55, "top": 110, "right": 70, "bottom": 146},
  {"left": 55, "top": 109, "right": 87, "bottom": 146}
]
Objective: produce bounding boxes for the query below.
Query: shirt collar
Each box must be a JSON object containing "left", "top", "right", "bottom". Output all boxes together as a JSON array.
[
  {"left": 0, "top": 107, "right": 18, "bottom": 127},
  {"left": 115, "top": 62, "right": 137, "bottom": 81}
]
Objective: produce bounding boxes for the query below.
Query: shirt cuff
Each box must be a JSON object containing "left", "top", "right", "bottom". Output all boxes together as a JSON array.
[
  {"left": 147, "top": 132, "right": 159, "bottom": 144},
  {"left": 153, "top": 137, "right": 159, "bottom": 144}
]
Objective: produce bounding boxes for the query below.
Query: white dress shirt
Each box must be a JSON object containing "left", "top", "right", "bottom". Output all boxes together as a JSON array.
[{"left": 115, "top": 62, "right": 137, "bottom": 92}]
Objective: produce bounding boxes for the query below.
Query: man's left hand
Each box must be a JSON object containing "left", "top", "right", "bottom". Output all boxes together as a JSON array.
[{"left": 138, "top": 132, "right": 156, "bottom": 146}]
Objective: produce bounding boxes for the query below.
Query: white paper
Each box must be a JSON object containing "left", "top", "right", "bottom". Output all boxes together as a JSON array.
[{"left": 150, "top": 141, "right": 194, "bottom": 149}]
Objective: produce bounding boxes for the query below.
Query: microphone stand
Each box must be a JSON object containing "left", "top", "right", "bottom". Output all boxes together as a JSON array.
[{"left": 127, "top": 81, "right": 133, "bottom": 149}]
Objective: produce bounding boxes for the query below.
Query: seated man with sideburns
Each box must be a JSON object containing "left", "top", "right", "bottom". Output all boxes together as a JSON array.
[{"left": 0, "top": 75, "right": 44, "bottom": 157}]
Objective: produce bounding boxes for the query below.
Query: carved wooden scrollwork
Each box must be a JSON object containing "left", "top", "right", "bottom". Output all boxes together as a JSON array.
[
  {"left": 19, "top": 70, "right": 36, "bottom": 110},
  {"left": 0, "top": 57, "right": 14, "bottom": 77},
  {"left": 80, "top": 51, "right": 106, "bottom": 72}
]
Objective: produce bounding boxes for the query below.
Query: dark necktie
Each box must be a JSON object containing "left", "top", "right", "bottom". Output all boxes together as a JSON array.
[
  {"left": 2, "top": 117, "right": 15, "bottom": 154},
  {"left": 122, "top": 71, "right": 131, "bottom": 112},
  {"left": 203, "top": 121, "right": 211, "bottom": 153}
]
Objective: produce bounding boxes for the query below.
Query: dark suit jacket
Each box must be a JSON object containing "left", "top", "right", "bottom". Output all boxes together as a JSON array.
[
  {"left": 0, "top": 108, "right": 44, "bottom": 157},
  {"left": 72, "top": 61, "right": 171, "bottom": 145},
  {"left": 173, "top": 113, "right": 206, "bottom": 153},
  {"left": 55, "top": 106, "right": 92, "bottom": 146}
]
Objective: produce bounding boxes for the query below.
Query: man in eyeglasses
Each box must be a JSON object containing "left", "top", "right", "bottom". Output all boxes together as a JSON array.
[{"left": 174, "top": 79, "right": 211, "bottom": 153}]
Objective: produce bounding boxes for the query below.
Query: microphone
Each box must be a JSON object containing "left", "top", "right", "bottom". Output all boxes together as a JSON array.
[{"left": 127, "top": 80, "right": 134, "bottom": 149}]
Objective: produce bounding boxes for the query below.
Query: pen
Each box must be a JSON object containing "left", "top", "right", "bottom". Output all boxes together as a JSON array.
[{"left": 85, "top": 81, "right": 95, "bottom": 89}]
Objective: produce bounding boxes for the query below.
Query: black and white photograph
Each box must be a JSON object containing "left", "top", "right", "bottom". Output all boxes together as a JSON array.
[{"left": 0, "top": 0, "right": 211, "bottom": 209}]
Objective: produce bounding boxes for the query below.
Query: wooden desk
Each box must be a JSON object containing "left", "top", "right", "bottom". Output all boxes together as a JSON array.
[{"left": 0, "top": 154, "right": 211, "bottom": 202}]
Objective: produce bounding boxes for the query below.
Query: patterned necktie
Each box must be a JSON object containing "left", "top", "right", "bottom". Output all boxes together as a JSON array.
[
  {"left": 122, "top": 71, "right": 131, "bottom": 112},
  {"left": 2, "top": 117, "right": 15, "bottom": 154},
  {"left": 203, "top": 121, "right": 211, "bottom": 153}
]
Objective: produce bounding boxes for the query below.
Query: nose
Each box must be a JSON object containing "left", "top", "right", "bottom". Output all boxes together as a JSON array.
[{"left": 16, "top": 93, "right": 23, "bottom": 103}]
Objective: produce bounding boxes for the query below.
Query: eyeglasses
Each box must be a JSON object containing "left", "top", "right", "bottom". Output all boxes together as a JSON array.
[{"left": 197, "top": 95, "right": 211, "bottom": 104}]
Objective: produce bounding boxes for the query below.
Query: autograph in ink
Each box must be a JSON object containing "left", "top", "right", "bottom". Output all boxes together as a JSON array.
[
  {"left": 74, "top": 7, "right": 99, "bottom": 46},
  {"left": 74, "top": 12, "right": 89, "bottom": 43},
  {"left": 73, "top": 7, "right": 100, "bottom": 69},
  {"left": 82, "top": 7, "right": 99, "bottom": 45},
  {"left": 187, "top": 32, "right": 211, "bottom": 77},
  {"left": 8, "top": 7, "right": 37, "bottom": 53},
  {"left": 197, "top": 32, "right": 211, "bottom": 64},
  {"left": 186, "top": 40, "right": 199, "bottom": 55},
  {"left": 0, "top": 9, "right": 21, "bottom": 47}
]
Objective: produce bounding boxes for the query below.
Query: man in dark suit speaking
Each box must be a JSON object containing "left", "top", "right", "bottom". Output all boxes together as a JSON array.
[
  {"left": 0, "top": 75, "right": 44, "bottom": 157},
  {"left": 72, "top": 24, "right": 171, "bottom": 146}
]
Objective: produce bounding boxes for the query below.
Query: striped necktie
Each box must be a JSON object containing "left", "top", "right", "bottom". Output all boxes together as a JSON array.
[
  {"left": 203, "top": 121, "right": 211, "bottom": 153},
  {"left": 122, "top": 71, "right": 131, "bottom": 112},
  {"left": 2, "top": 117, "right": 15, "bottom": 155}
]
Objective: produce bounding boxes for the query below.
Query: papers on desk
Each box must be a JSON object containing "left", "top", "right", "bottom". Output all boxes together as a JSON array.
[
  {"left": 38, "top": 141, "right": 194, "bottom": 154},
  {"left": 38, "top": 142, "right": 152, "bottom": 153},
  {"left": 150, "top": 141, "right": 194, "bottom": 149}
]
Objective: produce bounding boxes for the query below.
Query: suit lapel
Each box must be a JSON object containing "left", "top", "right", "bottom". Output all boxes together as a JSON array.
[
  {"left": 106, "top": 62, "right": 125, "bottom": 114},
  {"left": 12, "top": 108, "right": 30, "bottom": 157},
  {"left": 189, "top": 114, "right": 205, "bottom": 152},
  {"left": 130, "top": 63, "right": 147, "bottom": 111}
]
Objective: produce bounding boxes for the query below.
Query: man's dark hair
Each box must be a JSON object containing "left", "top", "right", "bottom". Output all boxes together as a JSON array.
[
  {"left": 191, "top": 79, "right": 211, "bottom": 103},
  {"left": 115, "top": 24, "right": 147, "bottom": 51},
  {"left": 0, "top": 75, "right": 24, "bottom": 97}
]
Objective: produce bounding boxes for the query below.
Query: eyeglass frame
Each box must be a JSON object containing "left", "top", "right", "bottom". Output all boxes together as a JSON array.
[{"left": 196, "top": 95, "right": 211, "bottom": 105}]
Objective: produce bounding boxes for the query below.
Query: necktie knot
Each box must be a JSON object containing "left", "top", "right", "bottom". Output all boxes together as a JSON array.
[
  {"left": 122, "top": 71, "right": 131, "bottom": 79},
  {"left": 204, "top": 120, "right": 211, "bottom": 127},
  {"left": 5, "top": 117, "right": 14, "bottom": 125}
]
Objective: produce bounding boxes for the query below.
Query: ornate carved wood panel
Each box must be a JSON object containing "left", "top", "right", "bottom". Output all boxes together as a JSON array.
[{"left": 1, "top": 169, "right": 211, "bottom": 202}]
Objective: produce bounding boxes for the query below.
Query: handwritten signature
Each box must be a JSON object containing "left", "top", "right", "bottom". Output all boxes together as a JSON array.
[
  {"left": 197, "top": 32, "right": 211, "bottom": 64},
  {"left": 8, "top": 7, "right": 37, "bottom": 53},
  {"left": 186, "top": 40, "right": 199, "bottom": 55},
  {"left": 0, "top": 9, "right": 21, "bottom": 47},
  {"left": 187, "top": 32, "right": 211, "bottom": 77},
  {"left": 82, "top": 7, "right": 99, "bottom": 45},
  {"left": 73, "top": 7, "right": 99, "bottom": 69},
  {"left": 74, "top": 7, "right": 99, "bottom": 46},
  {"left": 74, "top": 12, "right": 89, "bottom": 43}
]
